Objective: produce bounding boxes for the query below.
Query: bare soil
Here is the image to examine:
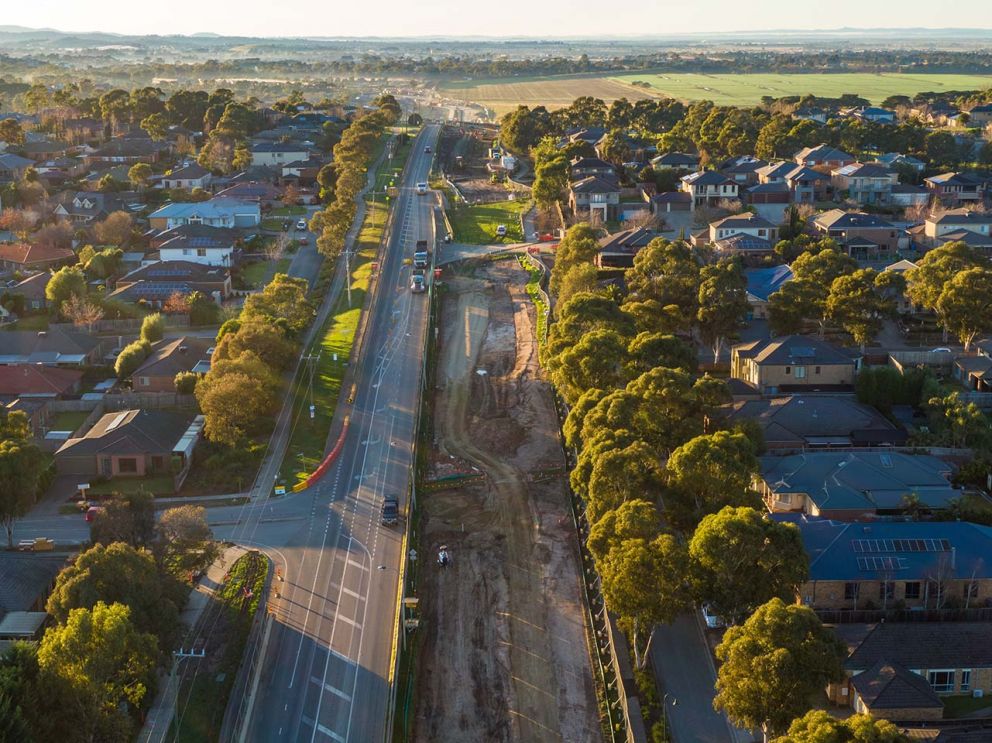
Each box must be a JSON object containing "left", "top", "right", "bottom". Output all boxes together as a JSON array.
[{"left": 413, "top": 261, "right": 599, "bottom": 742}]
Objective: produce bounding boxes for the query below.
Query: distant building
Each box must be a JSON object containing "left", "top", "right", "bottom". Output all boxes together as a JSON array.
[{"left": 731, "top": 335, "right": 859, "bottom": 394}]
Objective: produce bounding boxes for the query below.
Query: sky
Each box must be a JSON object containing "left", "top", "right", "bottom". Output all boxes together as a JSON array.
[{"left": 4, "top": 0, "right": 991, "bottom": 38}]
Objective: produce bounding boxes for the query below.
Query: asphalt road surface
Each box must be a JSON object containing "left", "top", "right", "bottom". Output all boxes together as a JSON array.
[{"left": 238, "top": 124, "right": 441, "bottom": 743}]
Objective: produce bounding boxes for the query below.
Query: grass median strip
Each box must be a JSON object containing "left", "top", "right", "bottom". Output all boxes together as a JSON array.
[
  {"left": 279, "top": 134, "right": 414, "bottom": 487},
  {"left": 518, "top": 254, "right": 549, "bottom": 348}
]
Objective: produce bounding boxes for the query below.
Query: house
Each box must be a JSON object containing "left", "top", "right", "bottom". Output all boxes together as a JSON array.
[
  {"left": 595, "top": 228, "right": 658, "bottom": 268},
  {"left": 731, "top": 335, "right": 859, "bottom": 394},
  {"left": 161, "top": 162, "right": 212, "bottom": 191},
  {"left": 793, "top": 107, "right": 830, "bottom": 124},
  {"left": 726, "top": 396, "right": 905, "bottom": 450},
  {"left": 650, "top": 191, "right": 693, "bottom": 216},
  {"left": 876, "top": 152, "right": 926, "bottom": 173},
  {"left": 214, "top": 181, "right": 281, "bottom": 204},
  {"left": 0, "top": 551, "right": 67, "bottom": 628},
  {"left": 0, "top": 329, "right": 103, "bottom": 366},
  {"left": 744, "top": 264, "right": 793, "bottom": 319},
  {"left": 569, "top": 176, "right": 621, "bottom": 222},
  {"left": 912, "top": 103, "right": 960, "bottom": 127},
  {"left": 709, "top": 212, "right": 778, "bottom": 244},
  {"left": 34, "top": 156, "right": 87, "bottom": 183},
  {"left": 831, "top": 163, "right": 899, "bottom": 205},
  {"left": 281, "top": 156, "right": 324, "bottom": 183},
  {"left": 565, "top": 127, "right": 607, "bottom": 147},
  {"left": 61, "top": 117, "right": 104, "bottom": 144},
  {"left": 0, "top": 242, "right": 75, "bottom": 273},
  {"left": 680, "top": 171, "right": 739, "bottom": 208},
  {"left": 20, "top": 139, "right": 69, "bottom": 162},
  {"left": 55, "top": 409, "right": 201, "bottom": 488},
  {"left": 131, "top": 337, "right": 213, "bottom": 392},
  {"left": 828, "top": 622, "right": 992, "bottom": 723},
  {"left": 925, "top": 172, "right": 988, "bottom": 206},
  {"left": 967, "top": 103, "right": 992, "bottom": 127},
  {"left": 794, "top": 144, "right": 856, "bottom": 169},
  {"left": 760, "top": 452, "right": 959, "bottom": 520},
  {"left": 954, "top": 355, "right": 992, "bottom": 391},
  {"left": 812, "top": 210, "right": 901, "bottom": 258},
  {"left": 10, "top": 271, "right": 51, "bottom": 311},
  {"left": 0, "top": 364, "right": 83, "bottom": 400},
  {"left": 570, "top": 157, "right": 616, "bottom": 180},
  {"left": 754, "top": 162, "right": 830, "bottom": 203},
  {"left": 155, "top": 225, "right": 238, "bottom": 266},
  {"left": 745, "top": 181, "right": 792, "bottom": 205},
  {"left": 250, "top": 142, "right": 310, "bottom": 167},
  {"left": 888, "top": 183, "right": 930, "bottom": 208},
  {"left": 718, "top": 156, "right": 766, "bottom": 186},
  {"left": 53, "top": 192, "right": 130, "bottom": 224},
  {"left": 923, "top": 209, "right": 992, "bottom": 245},
  {"left": 147, "top": 198, "right": 261, "bottom": 230},
  {"left": 844, "top": 106, "right": 897, "bottom": 124},
  {"left": 0, "top": 152, "right": 35, "bottom": 183},
  {"left": 882, "top": 259, "right": 919, "bottom": 313},
  {"left": 109, "top": 261, "right": 232, "bottom": 306},
  {"left": 85, "top": 136, "right": 163, "bottom": 164},
  {"left": 650, "top": 152, "right": 700, "bottom": 170}
]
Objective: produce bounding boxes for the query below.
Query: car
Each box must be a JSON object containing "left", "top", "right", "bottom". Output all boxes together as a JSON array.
[
  {"left": 930, "top": 347, "right": 953, "bottom": 354},
  {"left": 495, "top": 224, "right": 507, "bottom": 237},
  {"left": 282, "top": 220, "right": 290, "bottom": 231},
  {"left": 296, "top": 218, "right": 307, "bottom": 231},
  {"left": 410, "top": 274, "right": 426, "bottom": 293},
  {"left": 701, "top": 603, "right": 725, "bottom": 629},
  {"left": 381, "top": 496, "right": 399, "bottom": 526},
  {"left": 424, "top": 146, "right": 432, "bottom": 154},
  {"left": 437, "top": 544, "right": 451, "bottom": 567},
  {"left": 416, "top": 182, "right": 428, "bottom": 194}
]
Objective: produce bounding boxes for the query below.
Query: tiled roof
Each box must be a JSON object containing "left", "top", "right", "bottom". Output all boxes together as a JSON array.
[
  {"left": 846, "top": 622, "right": 992, "bottom": 671},
  {"left": 133, "top": 336, "right": 213, "bottom": 380},
  {"left": 0, "top": 242, "right": 75, "bottom": 266},
  {"left": 56, "top": 408, "right": 193, "bottom": 457},
  {"left": 728, "top": 395, "right": 901, "bottom": 447},
  {"left": 0, "top": 552, "right": 67, "bottom": 613},
  {"left": 851, "top": 660, "right": 942, "bottom": 710},
  {"left": 0, "top": 365, "right": 83, "bottom": 396}
]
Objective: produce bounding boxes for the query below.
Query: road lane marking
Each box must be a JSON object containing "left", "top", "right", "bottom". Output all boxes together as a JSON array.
[{"left": 316, "top": 723, "right": 346, "bottom": 742}]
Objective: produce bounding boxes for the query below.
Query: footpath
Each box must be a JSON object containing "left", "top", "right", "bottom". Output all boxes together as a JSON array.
[{"left": 137, "top": 544, "right": 246, "bottom": 743}]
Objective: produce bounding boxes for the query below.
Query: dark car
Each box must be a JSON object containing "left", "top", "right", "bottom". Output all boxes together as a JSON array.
[
  {"left": 282, "top": 220, "right": 290, "bottom": 231},
  {"left": 381, "top": 496, "right": 399, "bottom": 526}
]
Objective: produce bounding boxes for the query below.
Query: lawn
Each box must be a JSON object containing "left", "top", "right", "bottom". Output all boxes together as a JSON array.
[
  {"left": 240, "top": 257, "right": 291, "bottom": 288},
  {"left": 448, "top": 199, "right": 528, "bottom": 244},
  {"left": 87, "top": 475, "right": 176, "bottom": 497},
  {"left": 439, "top": 72, "right": 992, "bottom": 113},
  {"left": 2, "top": 314, "right": 49, "bottom": 331},
  {"left": 269, "top": 205, "right": 306, "bottom": 216},
  {"left": 49, "top": 410, "right": 90, "bottom": 433},
  {"left": 943, "top": 693, "right": 992, "bottom": 718}
]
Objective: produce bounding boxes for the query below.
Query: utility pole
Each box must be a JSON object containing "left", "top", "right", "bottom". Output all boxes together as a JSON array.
[{"left": 302, "top": 350, "right": 320, "bottom": 419}]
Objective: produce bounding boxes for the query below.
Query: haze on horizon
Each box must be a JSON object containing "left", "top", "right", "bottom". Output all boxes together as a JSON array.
[{"left": 5, "top": 0, "right": 992, "bottom": 39}]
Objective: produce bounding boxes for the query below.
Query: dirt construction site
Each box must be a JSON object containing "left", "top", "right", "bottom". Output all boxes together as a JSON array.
[{"left": 412, "top": 258, "right": 600, "bottom": 742}]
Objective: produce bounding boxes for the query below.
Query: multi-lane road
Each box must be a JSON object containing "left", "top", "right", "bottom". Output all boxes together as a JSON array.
[
  {"left": 238, "top": 124, "right": 440, "bottom": 742},
  {"left": 13, "top": 125, "right": 440, "bottom": 743}
]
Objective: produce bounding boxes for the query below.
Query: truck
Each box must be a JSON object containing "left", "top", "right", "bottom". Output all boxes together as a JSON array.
[{"left": 413, "top": 239, "right": 430, "bottom": 269}]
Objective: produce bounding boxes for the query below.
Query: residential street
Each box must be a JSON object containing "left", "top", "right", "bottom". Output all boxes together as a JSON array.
[{"left": 650, "top": 614, "right": 754, "bottom": 743}]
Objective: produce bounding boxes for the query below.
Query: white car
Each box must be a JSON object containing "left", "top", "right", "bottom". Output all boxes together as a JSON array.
[
  {"left": 416, "top": 182, "right": 428, "bottom": 194},
  {"left": 296, "top": 218, "right": 308, "bottom": 231},
  {"left": 701, "top": 603, "right": 726, "bottom": 629},
  {"left": 930, "top": 347, "right": 953, "bottom": 354},
  {"left": 495, "top": 224, "right": 507, "bottom": 237}
]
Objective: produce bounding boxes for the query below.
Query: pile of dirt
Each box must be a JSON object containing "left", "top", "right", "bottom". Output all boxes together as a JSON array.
[{"left": 413, "top": 261, "right": 599, "bottom": 743}]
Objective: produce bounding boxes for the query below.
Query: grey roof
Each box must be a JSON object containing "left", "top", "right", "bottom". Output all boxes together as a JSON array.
[
  {"left": 761, "top": 452, "right": 958, "bottom": 513},
  {"left": 814, "top": 209, "right": 895, "bottom": 230},
  {"left": 938, "top": 229, "right": 992, "bottom": 248},
  {"left": 651, "top": 152, "right": 699, "bottom": 167},
  {"left": 652, "top": 191, "right": 692, "bottom": 204},
  {"left": 0, "top": 328, "right": 100, "bottom": 365},
  {"left": 12, "top": 271, "right": 51, "bottom": 300},
  {"left": 0, "top": 552, "right": 67, "bottom": 613},
  {"left": 164, "top": 162, "right": 210, "bottom": 180},
  {"left": 930, "top": 209, "right": 992, "bottom": 226},
  {"left": 747, "top": 181, "right": 791, "bottom": 194},
  {"left": 833, "top": 162, "right": 897, "bottom": 179},
  {"left": 734, "top": 335, "right": 857, "bottom": 366},
  {"left": 711, "top": 213, "right": 776, "bottom": 230},
  {"left": 598, "top": 228, "right": 658, "bottom": 255},
  {"left": 56, "top": 408, "right": 193, "bottom": 457},
  {"left": 250, "top": 141, "right": 310, "bottom": 153},
  {"left": 755, "top": 161, "right": 800, "bottom": 180},
  {"left": 846, "top": 622, "right": 992, "bottom": 672},
  {"left": 850, "top": 660, "right": 943, "bottom": 710},
  {"left": 926, "top": 172, "right": 987, "bottom": 187},
  {"left": 571, "top": 157, "right": 614, "bottom": 171},
  {"left": 682, "top": 170, "right": 736, "bottom": 187},
  {"left": 570, "top": 175, "right": 620, "bottom": 194},
  {"left": 133, "top": 336, "right": 213, "bottom": 380},
  {"left": 728, "top": 395, "right": 902, "bottom": 447},
  {"left": 773, "top": 515, "right": 992, "bottom": 583},
  {"left": 0, "top": 153, "right": 35, "bottom": 170},
  {"left": 795, "top": 144, "right": 855, "bottom": 163}
]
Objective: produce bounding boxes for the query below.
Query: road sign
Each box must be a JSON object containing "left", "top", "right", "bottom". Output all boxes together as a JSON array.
[
  {"left": 309, "top": 404, "right": 316, "bottom": 419},
  {"left": 274, "top": 486, "right": 286, "bottom": 496}
]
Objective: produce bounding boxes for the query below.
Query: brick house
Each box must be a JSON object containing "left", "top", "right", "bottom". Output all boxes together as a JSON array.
[
  {"left": 131, "top": 337, "right": 213, "bottom": 392},
  {"left": 830, "top": 162, "right": 899, "bottom": 205},
  {"left": 0, "top": 242, "right": 76, "bottom": 273},
  {"left": 794, "top": 144, "right": 856, "bottom": 169},
  {"left": 776, "top": 515, "right": 992, "bottom": 611},
  {"left": 569, "top": 176, "right": 621, "bottom": 221},
  {"left": 759, "top": 452, "right": 959, "bottom": 519},
  {"left": 731, "top": 335, "right": 859, "bottom": 394},
  {"left": 812, "top": 210, "right": 901, "bottom": 258},
  {"left": 680, "top": 170, "right": 739, "bottom": 208},
  {"left": 55, "top": 409, "right": 201, "bottom": 488},
  {"left": 925, "top": 172, "right": 988, "bottom": 206}
]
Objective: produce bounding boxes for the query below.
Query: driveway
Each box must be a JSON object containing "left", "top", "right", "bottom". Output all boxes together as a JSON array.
[{"left": 650, "top": 614, "right": 754, "bottom": 743}]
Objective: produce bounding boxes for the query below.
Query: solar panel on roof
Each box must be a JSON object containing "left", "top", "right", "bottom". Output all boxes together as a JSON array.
[
  {"left": 851, "top": 538, "right": 950, "bottom": 553},
  {"left": 856, "top": 556, "right": 907, "bottom": 572}
]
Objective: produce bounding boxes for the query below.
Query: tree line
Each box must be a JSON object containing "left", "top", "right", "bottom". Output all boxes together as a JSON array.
[{"left": 545, "top": 225, "right": 904, "bottom": 740}]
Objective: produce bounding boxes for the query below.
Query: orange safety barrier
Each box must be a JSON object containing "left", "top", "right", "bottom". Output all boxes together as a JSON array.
[{"left": 305, "top": 415, "right": 351, "bottom": 487}]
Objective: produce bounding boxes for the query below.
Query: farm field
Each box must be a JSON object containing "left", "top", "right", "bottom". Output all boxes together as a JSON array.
[{"left": 440, "top": 72, "right": 992, "bottom": 113}]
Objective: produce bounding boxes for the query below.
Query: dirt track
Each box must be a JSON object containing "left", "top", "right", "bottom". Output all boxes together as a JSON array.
[{"left": 413, "top": 260, "right": 599, "bottom": 742}]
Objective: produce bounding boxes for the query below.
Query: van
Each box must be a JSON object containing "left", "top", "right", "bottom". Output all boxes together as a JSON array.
[{"left": 416, "top": 182, "right": 428, "bottom": 194}]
